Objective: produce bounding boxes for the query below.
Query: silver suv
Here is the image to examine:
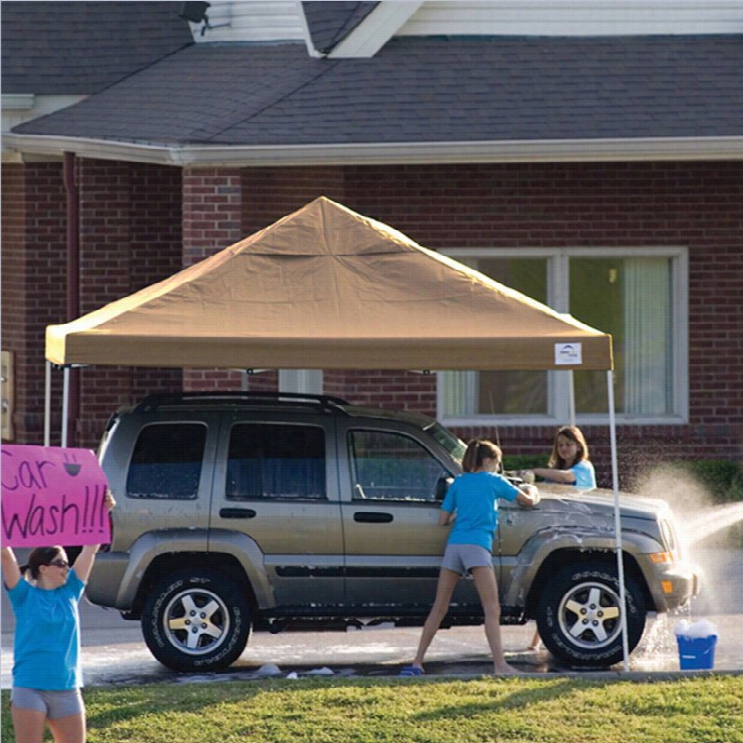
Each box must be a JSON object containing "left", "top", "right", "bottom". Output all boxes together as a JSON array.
[{"left": 88, "top": 392, "right": 699, "bottom": 671}]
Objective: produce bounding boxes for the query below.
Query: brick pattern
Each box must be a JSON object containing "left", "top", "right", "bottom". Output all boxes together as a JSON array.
[
  {"left": 1, "top": 162, "right": 67, "bottom": 442},
  {"left": 241, "top": 167, "right": 347, "bottom": 235},
  {"left": 323, "top": 371, "right": 436, "bottom": 412},
  {"left": 182, "top": 168, "right": 245, "bottom": 392}
]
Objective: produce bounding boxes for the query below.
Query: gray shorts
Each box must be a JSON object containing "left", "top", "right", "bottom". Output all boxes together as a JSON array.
[
  {"left": 441, "top": 543, "right": 493, "bottom": 576},
  {"left": 11, "top": 687, "right": 84, "bottom": 719}
]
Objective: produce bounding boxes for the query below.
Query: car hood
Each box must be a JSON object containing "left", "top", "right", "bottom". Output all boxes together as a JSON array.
[{"left": 535, "top": 485, "right": 671, "bottom": 522}]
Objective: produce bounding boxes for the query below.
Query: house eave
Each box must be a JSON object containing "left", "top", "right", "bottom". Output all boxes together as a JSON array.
[{"left": 4, "top": 134, "right": 742, "bottom": 167}]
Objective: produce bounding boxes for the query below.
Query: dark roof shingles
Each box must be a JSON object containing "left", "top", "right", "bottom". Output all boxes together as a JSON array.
[
  {"left": 302, "top": 2, "right": 379, "bottom": 54},
  {"left": 11, "top": 35, "right": 743, "bottom": 144},
  {"left": 2, "top": 1, "right": 193, "bottom": 95}
]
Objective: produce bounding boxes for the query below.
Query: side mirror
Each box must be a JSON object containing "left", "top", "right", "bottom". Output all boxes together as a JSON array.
[{"left": 434, "top": 476, "right": 453, "bottom": 501}]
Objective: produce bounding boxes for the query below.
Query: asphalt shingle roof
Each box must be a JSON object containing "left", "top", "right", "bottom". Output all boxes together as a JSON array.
[
  {"left": 302, "top": 1, "right": 379, "bottom": 54},
  {"left": 2, "top": 1, "right": 193, "bottom": 95},
  {"left": 11, "top": 35, "right": 742, "bottom": 145}
]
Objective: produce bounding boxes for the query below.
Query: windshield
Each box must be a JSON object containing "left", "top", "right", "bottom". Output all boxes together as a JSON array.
[{"left": 428, "top": 422, "right": 466, "bottom": 464}]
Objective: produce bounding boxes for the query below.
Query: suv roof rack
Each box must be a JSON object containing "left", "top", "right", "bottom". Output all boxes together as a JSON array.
[{"left": 134, "top": 391, "right": 350, "bottom": 414}]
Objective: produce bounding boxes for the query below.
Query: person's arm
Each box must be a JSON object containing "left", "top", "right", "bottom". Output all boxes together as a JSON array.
[
  {"left": 72, "top": 543, "right": 100, "bottom": 583},
  {"left": 72, "top": 489, "right": 116, "bottom": 583},
  {"left": 515, "top": 484, "right": 541, "bottom": 507},
  {"left": 438, "top": 509, "right": 455, "bottom": 526},
  {"left": 529, "top": 467, "right": 576, "bottom": 485},
  {"left": 1, "top": 546, "right": 22, "bottom": 590}
]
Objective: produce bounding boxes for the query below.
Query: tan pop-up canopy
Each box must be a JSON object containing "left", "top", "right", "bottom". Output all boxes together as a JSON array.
[{"left": 45, "top": 196, "right": 612, "bottom": 371}]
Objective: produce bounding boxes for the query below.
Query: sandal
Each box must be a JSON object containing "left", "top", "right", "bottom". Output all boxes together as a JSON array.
[{"left": 399, "top": 665, "right": 424, "bottom": 676}]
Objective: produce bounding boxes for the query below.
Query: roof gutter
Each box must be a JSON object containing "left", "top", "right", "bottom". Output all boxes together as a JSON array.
[{"left": 4, "top": 133, "right": 742, "bottom": 167}]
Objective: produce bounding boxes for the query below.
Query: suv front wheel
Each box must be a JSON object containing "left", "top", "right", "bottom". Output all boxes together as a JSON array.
[
  {"left": 536, "top": 562, "right": 646, "bottom": 668},
  {"left": 142, "top": 570, "right": 251, "bottom": 671}
]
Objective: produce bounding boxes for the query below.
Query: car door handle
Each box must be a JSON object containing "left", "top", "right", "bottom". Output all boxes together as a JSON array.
[
  {"left": 219, "top": 508, "right": 257, "bottom": 519},
  {"left": 354, "top": 512, "right": 393, "bottom": 523}
]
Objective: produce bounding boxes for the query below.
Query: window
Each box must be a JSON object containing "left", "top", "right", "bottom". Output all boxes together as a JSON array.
[
  {"left": 226, "top": 424, "right": 326, "bottom": 500},
  {"left": 439, "top": 249, "right": 688, "bottom": 425},
  {"left": 348, "top": 430, "right": 451, "bottom": 502},
  {"left": 126, "top": 423, "right": 206, "bottom": 499}
]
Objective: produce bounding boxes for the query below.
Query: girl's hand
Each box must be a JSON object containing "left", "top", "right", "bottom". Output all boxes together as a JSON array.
[
  {"left": 519, "top": 470, "right": 536, "bottom": 485},
  {"left": 104, "top": 489, "right": 116, "bottom": 512},
  {"left": 1, "top": 546, "right": 22, "bottom": 590},
  {"left": 517, "top": 484, "right": 541, "bottom": 508}
]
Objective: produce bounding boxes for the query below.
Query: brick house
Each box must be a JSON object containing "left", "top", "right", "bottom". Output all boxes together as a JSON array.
[{"left": 2, "top": 1, "right": 742, "bottom": 487}]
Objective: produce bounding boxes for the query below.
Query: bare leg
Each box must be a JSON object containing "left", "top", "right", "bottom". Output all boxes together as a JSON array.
[
  {"left": 48, "top": 711, "right": 86, "bottom": 743},
  {"left": 470, "top": 566, "right": 518, "bottom": 675},
  {"left": 528, "top": 626, "right": 543, "bottom": 651},
  {"left": 11, "top": 705, "right": 48, "bottom": 743},
  {"left": 410, "top": 567, "right": 461, "bottom": 670}
]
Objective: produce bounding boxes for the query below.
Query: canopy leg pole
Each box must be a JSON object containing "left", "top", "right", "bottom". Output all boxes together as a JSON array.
[
  {"left": 61, "top": 366, "right": 70, "bottom": 448},
  {"left": 608, "top": 369, "right": 630, "bottom": 672},
  {"left": 567, "top": 370, "right": 576, "bottom": 425},
  {"left": 44, "top": 361, "right": 52, "bottom": 446}
]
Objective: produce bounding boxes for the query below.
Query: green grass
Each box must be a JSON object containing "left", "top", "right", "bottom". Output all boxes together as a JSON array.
[{"left": 2, "top": 675, "right": 741, "bottom": 743}]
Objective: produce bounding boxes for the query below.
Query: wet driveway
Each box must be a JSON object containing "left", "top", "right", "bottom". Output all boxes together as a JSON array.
[{"left": 2, "top": 548, "right": 740, "bottom": 687}]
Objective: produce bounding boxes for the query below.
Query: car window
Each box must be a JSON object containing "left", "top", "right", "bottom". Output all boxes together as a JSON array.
[
  {"left": 348, "top": 430, "right": 450, "bottom": 502},
  {"left": 226, "top": 423, "right": 326, "bottom": 500},
  {"left": 126, "top": 423, "right": 207, "bottom": 499}
]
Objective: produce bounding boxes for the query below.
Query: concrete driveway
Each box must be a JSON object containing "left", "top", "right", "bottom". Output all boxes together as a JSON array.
[{"left": 2, "top": 548, "right": 741, "bottom": 687}]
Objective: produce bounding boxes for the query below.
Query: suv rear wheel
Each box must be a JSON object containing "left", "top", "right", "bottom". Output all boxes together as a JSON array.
[
  {"left": 142, "top": 570, "right": 251, "bottom": 671},
  {"left": 536, "top": 561, "right": 646, "bottom": 668}
]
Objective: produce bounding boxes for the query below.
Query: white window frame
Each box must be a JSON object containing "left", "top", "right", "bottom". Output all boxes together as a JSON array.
[
  {"left": 279, "top": 369, "right": 324, "bottom": 395},
  {"left": 438, "top": 246, "right": 689, "bottom": 427}
]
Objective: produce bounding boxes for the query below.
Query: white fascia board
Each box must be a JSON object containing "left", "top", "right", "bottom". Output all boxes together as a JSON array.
[
  {"left": 2, "top": 94, "right": 35, "bottom": 110},
  {"left": 328, "top": 1, "right": 424, "bottom": 58},
  {"left": 4, "top": 133, "right": 742, "bottom": 167}
]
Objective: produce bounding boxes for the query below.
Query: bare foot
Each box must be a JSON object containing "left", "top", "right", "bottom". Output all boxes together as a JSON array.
[{"left": 493, "top": 662, "right": 520, "bottom": 675}]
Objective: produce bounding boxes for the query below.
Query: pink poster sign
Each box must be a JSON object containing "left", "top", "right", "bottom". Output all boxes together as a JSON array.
[{"left": 1, "top": 445, "right": 110, "bottom": 548}]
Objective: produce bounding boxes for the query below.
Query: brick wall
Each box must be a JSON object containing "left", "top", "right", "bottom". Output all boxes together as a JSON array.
[
  {"left": 182, "top": 168, "right": 244, "bottom": 391},
  {"left": 1, "top": 162, "right": 67, "bottom": 443},
  {"left": 0, "top": 160, "right": 184, "bottom": 447},
  {"left": 73, "top": 160, "right": 184, "bottom": 445}
]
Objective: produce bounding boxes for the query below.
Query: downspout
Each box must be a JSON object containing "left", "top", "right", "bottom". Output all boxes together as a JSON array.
[{"left": 63, "top": 152, "right": 80, "bottom": 446}]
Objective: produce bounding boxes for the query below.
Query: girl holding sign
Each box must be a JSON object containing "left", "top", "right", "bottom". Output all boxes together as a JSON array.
[{"left": 1, "top": 490, "right": 115, "bottom": 743}]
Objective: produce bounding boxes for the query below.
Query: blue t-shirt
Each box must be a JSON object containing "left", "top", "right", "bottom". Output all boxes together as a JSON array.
[
  {"left": 6, "top": 569, "right": 85, "bottom": 690},
  {"left": 571, "top": 460, "right": 597, "bottom": 489},
  {"left": 440, "top": 471, "right": 521, "bottom": 552}
]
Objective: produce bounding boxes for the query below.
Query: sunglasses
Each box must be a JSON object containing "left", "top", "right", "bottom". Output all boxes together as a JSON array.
[{"left": 48, "top": 559, "right": 70, "bottom": 569}]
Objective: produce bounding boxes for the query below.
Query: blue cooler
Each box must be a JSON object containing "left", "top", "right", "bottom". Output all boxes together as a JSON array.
[{"left": 677, "top": 635, "right": 718, "bottom": 670}]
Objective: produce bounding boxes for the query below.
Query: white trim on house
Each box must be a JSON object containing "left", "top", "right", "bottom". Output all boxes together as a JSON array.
[
  {"left": 4, "top": 134, "right": 742, "bottom": 167},
  {"left": 185, "top": 1, "right": 743, "bottom": 49},
  {"left": 186, "top": 0, "right": 305, "bottom": 43},
  {"left": 328, "top": 1, "right": 423, "bottom": 58},
  {"left": 2, "top": 95, "right": 86, "bottom": 161},
  {"left": 296, "top": 0, "right": 324, "bottom": 58},
  {"left": 438, "top": 246, "right": 690, "bottom": 428},
  {"left": 399, "top": 1, "right": 743, "bottom": 38}
]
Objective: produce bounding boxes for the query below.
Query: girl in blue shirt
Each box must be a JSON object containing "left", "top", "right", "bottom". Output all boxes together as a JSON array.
[
  {"left": 522, "top": 425, "right": 595, "bottom": 651},
  {"left": 525, "top": 425, "right": 596, "bottom": 490},
  {"left": 1, "top": 491, "right": 115, "bottom": 743},
  {"left": 401, "top": 440, "right": 540, "bottom": 676}
]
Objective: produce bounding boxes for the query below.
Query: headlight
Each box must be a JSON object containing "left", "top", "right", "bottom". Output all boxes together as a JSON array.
[{"left": 659, "top": 517, "right": 681, "bottom": 560}]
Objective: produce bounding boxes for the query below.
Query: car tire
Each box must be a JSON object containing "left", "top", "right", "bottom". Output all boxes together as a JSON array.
[
  {"left": 141, "top": 570, "right": 251, "bottom": 672},
  {"left": 536, "top": 561, "right": 646, "bottom": 668}
]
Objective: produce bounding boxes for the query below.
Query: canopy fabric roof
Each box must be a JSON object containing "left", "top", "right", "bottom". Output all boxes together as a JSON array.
[{"left": 45, "top": 197, "right": 612, "bottom": 371}]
